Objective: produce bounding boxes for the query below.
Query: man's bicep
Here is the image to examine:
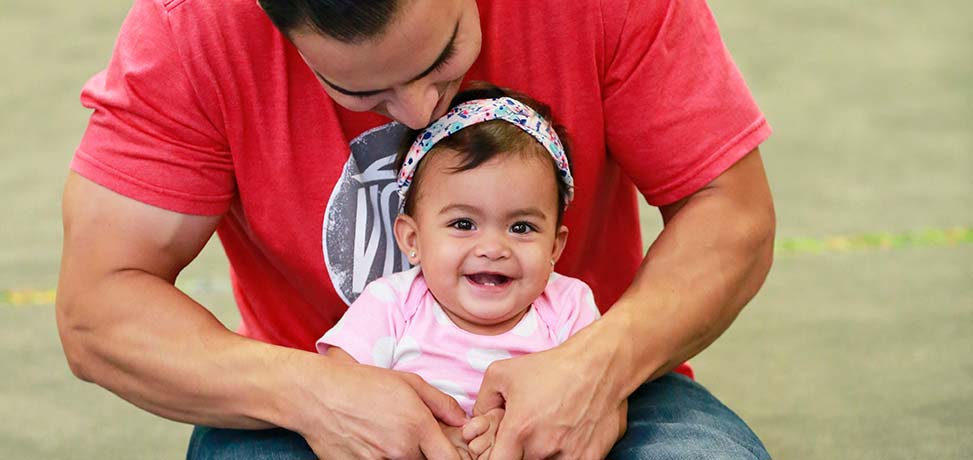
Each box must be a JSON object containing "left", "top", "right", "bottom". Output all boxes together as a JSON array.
[
  {"left": 60, "top": 171, "right": 222, "bottom": 284},
  {"left": 658, "top": 148, "right": 772, "bottom": 225},
  {"left": 603, "top": 0, "right": 771, "bottom": 207}
]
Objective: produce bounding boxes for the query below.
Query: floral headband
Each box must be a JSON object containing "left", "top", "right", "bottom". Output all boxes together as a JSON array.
[{"left": 396, "top": 96, "right": 575, "bottom": 211}]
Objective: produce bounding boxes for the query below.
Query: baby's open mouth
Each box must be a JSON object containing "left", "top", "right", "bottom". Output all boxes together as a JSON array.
[{"left": 465, "top": 273, "right": 511, "bottom": 287}]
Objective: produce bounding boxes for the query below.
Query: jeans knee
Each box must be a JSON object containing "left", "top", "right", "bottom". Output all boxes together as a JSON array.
[
  {"left": 611, "top": 424, "right": 769, "bottom": 460},
  {"left": 187, "top": 426, "right": 316, "bottom": 460}
]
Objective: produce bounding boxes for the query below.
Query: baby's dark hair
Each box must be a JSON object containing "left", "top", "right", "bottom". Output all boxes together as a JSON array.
[{"left": 395, "top": 83, "right": 574, "bottom": 225}]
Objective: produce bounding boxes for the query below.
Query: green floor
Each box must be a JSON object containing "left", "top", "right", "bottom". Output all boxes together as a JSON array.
[{"left": 2, "top": 0, "right": 970, "bottom": 458}]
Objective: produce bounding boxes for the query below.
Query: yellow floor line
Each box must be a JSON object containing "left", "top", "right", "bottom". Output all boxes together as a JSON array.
[
  {"left": 775, "top": 226, "right": 972, "bottom": 255},
  {"left": 4, "top": 226, "right": 970, "bottom": 307}
]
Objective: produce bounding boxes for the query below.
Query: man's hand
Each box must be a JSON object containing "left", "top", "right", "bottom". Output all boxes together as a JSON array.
[
  {"left": 442, "top": 422, "right": 474, "bottom": 460},
  {"left": 298, "top": 349, "right": 470, "bottom": 460},
  {"left": 472, "top": 327, "right": 628, "bottom": 460}
]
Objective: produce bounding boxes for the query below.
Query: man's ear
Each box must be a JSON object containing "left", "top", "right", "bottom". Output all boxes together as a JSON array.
[
  {"left": 394, "top": 214, "right": 421, "bottom": 264},
  {"left": 551, "top": 225, "right": 569, "bottom": 265}
]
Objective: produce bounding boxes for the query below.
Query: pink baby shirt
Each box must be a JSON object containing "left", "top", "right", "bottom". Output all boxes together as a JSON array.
[{"left": 316, "top": 267, "right": 601, "bottom": 415}]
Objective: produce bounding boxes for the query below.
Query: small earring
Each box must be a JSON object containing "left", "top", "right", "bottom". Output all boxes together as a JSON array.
[
  {"left": 410, "top": 251, "right": 417, "bottom": 258},
  {"left": 550, "top": 260, "right": 556, "bottom": 267}
]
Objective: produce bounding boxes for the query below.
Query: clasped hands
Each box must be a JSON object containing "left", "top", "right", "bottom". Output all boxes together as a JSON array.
[
  {"left": 305, "top": 334, "right": 627, "bottom": 460},
  {"left": 444, "top": 349, "right": 628, "bottom": 460},
  {"left": 437, "top": 340, "right": 629, "bottom": 460}
]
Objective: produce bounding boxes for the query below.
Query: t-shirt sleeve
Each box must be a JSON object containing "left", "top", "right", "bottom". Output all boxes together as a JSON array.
[
  {"left": 553, "top": 278, "right": 602, "bottom": 345},
  {"left": 315, "top": 278, "right": 407, "bottom": 368},
  {"left": 601, "top": 0, "right": 772, "bottom": 206},
  {"left": 72, "top": 0, "right": 234, "bottom": 215}
]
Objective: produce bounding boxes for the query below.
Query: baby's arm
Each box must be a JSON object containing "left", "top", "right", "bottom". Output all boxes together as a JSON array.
[{"left": 462, "top": 408, "right": 505, "bottom": 460}]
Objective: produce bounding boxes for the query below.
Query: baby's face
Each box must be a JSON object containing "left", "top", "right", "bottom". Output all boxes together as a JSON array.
[{"left": 404, "top": 150, "right": 567, "bottom": 335}]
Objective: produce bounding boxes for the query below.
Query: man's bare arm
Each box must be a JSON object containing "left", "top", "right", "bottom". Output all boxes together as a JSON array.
[
  {"left": 56, "top": 172, "right": 466, "bottom": 459},
  {"left": 604, "top": 148, "right": 776, "bottom": 391},
  {"left": 57, "top": 172, "right": 290, "bottom": 428},
  {"left": 474, "top": 148, "right": 775, "bottom": 460}
]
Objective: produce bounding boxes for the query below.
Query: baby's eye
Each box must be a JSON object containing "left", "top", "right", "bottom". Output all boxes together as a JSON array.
[
  {"left": 510, "top": 222, "right": 536, "bottom": 234},
  {"left": 449, "top": 219, "right": 476, "bottom": 231}
]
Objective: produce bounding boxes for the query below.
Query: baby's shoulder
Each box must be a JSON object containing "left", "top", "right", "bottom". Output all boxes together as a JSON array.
[
  {"left": 534, "top": 273, "right": 596, "bottom": 320},
  {"left": 356, "top": 266, "right": 424, "bottom": 317},
  {"left": 544, "top": 272, "right": 594, "bottom": 301}
]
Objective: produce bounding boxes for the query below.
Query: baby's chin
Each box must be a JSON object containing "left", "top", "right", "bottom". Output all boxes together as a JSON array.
[
  {"left": 444, "top": 301, "right": 532, "bottom": 335},
  {"left": 454, "top": 304, "right": 522, "bottom": 324}
]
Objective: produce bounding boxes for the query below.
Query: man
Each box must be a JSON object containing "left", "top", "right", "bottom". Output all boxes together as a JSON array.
[{"left": 57, "top": 0, "right": 776, "bottom": 458}]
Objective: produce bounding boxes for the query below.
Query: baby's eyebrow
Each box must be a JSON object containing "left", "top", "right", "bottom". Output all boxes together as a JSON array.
[
  {"left": 437, "top": 205, "right": 549, "bottom": 221},
  {"left": 506, "top": 208, "right": 548, "bottom": 220},
  {"left": 438, "top": 204, "right": 480, "bottom": 215}
]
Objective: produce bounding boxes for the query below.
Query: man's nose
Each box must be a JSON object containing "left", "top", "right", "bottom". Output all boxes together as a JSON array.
[{"left": 386, "top": 83, "right": 440, "bottom": 129}]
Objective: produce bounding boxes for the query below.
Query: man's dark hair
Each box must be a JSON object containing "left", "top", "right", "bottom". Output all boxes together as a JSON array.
[{"left": 258, "top": 0, "right": 400, "bottom": 43}]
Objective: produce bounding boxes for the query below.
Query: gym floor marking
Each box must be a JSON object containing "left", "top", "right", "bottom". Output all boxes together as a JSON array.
[{"left": 3, "top": 226, "right": 970, "bottom": 307}]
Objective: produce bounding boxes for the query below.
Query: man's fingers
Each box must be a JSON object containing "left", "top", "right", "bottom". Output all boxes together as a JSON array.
[
  {"left": 486, "top": 422, "right": 521, "bottom": 460},
  {"left": 405, "top": 373, "right": 469, "bottom": 426},
  {"left": 472, "top": 388, "right": 505, "bottom": 417},
  {"left": 473, "top": 366, "right": 507, "bottom": 416},
  {"left": 418, "top": 420, "right": 463, "bottom": 460}
]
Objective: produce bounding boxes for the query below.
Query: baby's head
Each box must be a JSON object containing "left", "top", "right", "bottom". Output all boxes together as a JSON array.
[
  {"left": 393, "top": 84, "right": 574, "bottom": 335},
  {"left": 396, "top": 84, "right": 574, "bottom": 225}
]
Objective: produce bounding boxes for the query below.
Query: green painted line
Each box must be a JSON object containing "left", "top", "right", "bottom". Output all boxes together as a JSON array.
[
  {"left": 3, "top": 226, "right": 970, "bottom": 307},
  {"left": 1, "top": 277, "right": 232, "bottom": 309},
  {"left": 2, "top": 289, "right": 57, "bottom": 308},
  {"left": 775, "top": 226, "right": 973, "bottom": 255}
]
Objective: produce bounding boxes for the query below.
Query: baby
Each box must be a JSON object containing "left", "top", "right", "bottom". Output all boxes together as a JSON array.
[{"left": 316, "top": 84, "right": 602, "bottom": 459}]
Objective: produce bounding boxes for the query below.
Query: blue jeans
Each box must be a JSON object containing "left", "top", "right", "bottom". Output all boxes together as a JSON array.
[{"left": 186, "top": 373, "right": 770, "bottom": 460}]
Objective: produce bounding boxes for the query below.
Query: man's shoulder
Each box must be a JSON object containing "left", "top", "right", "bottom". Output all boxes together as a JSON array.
[
  {"left": 154, "top": 0, "right": 275, "bottom": 41},
  {"left": 143, "top": 0, "right": 285, "bottom": 89},
  {"left": 487, "top": 0, "right": 628, "bottom": 12},
  {"left": 158, "top": 0, "right": 258, "bottom": 17}
]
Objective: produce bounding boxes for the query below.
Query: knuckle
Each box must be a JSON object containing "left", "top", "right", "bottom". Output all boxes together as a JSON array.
[
  {"left": 400, "top": 371, "right": 422, "bottom": 387},
  {"left": 483, "top": 361, "right": 507, "bottom": 378}
]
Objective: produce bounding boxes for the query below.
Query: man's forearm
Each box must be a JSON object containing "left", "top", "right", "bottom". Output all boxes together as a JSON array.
[
  {"left": 56, "top": 269, "right": 315, "bottom": 430},
  {"left": 597, "top": 149, "right": 776, "bottom": 397},
  {"left": 56, "top": 172, "right": 333, "bottom": 437}
]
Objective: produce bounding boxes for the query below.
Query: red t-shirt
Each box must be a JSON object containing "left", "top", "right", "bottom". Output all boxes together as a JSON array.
[{"left": 74, "top": 0, "right": 770, "bottom": 379}]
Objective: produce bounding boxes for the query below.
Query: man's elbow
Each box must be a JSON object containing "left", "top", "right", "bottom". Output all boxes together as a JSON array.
[
  {"left": 55, "top": 296, "right": 98, "bottom": 383},
  {"left": 740, "top": 195, "right": 776, "bottom": 296},
  {"left": 754, "top": 195, "right": 776, "bottom": 264}
]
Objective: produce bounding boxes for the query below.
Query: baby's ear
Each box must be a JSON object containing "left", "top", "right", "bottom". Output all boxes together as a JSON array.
[
  {"left": 394, "top": 214, "right": 421, "bottom": 264},
  {"left": 551, "top": 225, "right": 569, "bottom": 263}
]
